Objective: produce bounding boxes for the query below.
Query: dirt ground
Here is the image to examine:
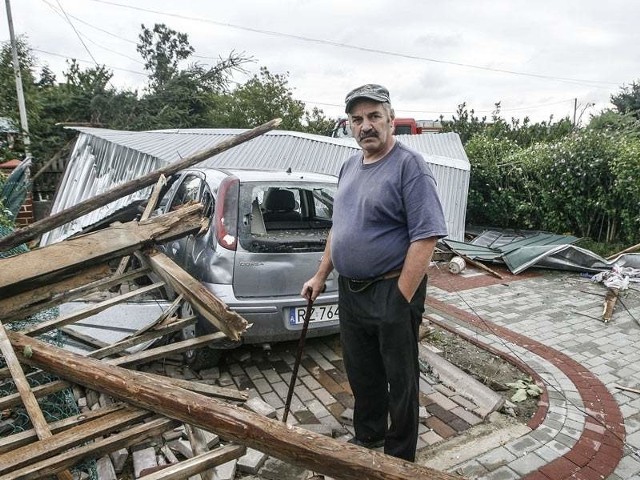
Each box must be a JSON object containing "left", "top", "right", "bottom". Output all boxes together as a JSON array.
[{"left": 423, "top": 326, "right": 539, "bottom": 423}]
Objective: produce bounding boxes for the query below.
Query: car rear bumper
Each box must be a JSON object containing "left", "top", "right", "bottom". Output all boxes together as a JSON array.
[{"left": 200, "top": 283, "right": 340, "bottom": 344}]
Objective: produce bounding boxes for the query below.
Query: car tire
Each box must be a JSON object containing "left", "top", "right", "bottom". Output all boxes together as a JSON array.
[{"left": 180, "top": 302, "right": 225, "bottom": 370}]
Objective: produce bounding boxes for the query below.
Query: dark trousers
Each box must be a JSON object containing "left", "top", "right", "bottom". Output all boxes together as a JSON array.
[{"left": 338, "top": 275, "right": 426, "bottom": 462}]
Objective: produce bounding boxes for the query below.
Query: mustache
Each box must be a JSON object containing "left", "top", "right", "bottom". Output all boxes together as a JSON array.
[{"left": 359, "top": 131, "right": 378, "bottom": 140}]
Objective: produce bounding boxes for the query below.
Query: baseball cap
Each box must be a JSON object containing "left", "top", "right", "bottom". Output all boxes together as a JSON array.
[{"left": 344, "top": 84, "right": 390, "bottom": 113}]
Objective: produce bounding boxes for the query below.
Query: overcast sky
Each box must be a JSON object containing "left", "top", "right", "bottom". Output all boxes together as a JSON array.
[{"left": 3, "top": 0, "right": 639, "bottom": 125}]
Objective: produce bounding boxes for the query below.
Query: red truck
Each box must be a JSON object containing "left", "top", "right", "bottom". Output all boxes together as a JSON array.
[{"left": 331, "top": 117, "right": 440, "bottom": 138}]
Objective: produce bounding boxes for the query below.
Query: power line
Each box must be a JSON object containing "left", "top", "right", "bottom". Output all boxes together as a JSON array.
[
  {"left": 32, "top": 47, "right": 147, "bottom": 76},
  {"left": 39, "top": 0, "right": 245, "bottom": 65},
  {"left": 87, "top": 0, "right": 619, "bottom": 89},
  {"left": 54, "top": 0, "right": 98, "bottom": 65},
  {"left": 41, "top": 0, "right": 144, "bottom": 65}
]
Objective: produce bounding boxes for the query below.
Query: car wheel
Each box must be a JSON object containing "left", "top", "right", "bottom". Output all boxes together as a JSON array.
[{"left": 180, "top": 301, "right": 224, "bottom": 370}]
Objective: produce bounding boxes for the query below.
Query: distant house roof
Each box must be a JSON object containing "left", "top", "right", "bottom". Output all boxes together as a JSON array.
[
  {"left": 41, "top": 128, "right": 471, "bottom": 245},
  {"left": 0, "top": 117, "right": 19, "bottom": 134}
]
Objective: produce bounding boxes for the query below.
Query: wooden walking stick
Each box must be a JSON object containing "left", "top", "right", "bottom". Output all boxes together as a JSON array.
[{"left": 282, "top": 288, "right": 314, "bottom": 423}]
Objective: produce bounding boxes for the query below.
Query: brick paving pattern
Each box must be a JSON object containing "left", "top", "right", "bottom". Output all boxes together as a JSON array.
[
  {"left": 218, "top": 332, "right": 487, "bottom": 452},
  {"left": 426, "top": 266, "right": 640, "bottom": 479}
]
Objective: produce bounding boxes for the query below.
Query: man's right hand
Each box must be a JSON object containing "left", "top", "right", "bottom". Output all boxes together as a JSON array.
[{"left": 300, "top": 276, "right": 326, "bottom": 302}]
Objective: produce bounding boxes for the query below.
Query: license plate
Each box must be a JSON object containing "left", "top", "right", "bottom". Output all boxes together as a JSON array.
[{"left": 288, "top": 304, "right": 339, "bottom": 325}]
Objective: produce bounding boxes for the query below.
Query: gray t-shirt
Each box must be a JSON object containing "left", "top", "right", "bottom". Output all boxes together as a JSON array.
[{"left": 331, "top": 141, "right": 448, "bottom": 279}]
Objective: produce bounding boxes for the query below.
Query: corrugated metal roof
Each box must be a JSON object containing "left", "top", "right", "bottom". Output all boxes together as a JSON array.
[{"left": 42, "top": 128, "right": 470, "bottom": 245}]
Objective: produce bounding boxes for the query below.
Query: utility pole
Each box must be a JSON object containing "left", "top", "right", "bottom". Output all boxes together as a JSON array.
[
  {"left": 5, "top": 0, "right": 31, "bottom": 158},
  {"left": 572, "top": 98, "right": 577, "bottom": 129}
]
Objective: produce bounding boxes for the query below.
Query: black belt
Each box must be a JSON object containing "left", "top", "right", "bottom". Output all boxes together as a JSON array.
[{"left": 346, "top": 269, "right": 402, "bottom": 292}]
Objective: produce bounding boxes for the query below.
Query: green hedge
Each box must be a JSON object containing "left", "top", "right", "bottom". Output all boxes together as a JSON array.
[{"left": 465, "top": 129, "right": 640, "bottom": 245}]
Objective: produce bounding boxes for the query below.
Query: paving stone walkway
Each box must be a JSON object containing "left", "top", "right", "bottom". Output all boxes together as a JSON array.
[
  {"left": 425, "top": 266, "right": 640, "bottom": 479},
  {"left": 186, "top": 265, "right": 640, "bottom": 479}
]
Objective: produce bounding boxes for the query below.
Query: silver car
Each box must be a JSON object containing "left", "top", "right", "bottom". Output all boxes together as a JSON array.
[{"left": 157, "top": 167, "right": 340, "bottom": 366}]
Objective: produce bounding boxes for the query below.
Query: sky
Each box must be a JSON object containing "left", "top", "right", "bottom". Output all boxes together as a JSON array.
[{"left": 3, "top": 0, "right": 639, "bottom": 125}]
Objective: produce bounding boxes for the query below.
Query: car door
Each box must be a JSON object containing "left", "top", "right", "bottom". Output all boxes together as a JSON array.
[{"left": 160, "top": 172, "right": 206, "bottom": 268}]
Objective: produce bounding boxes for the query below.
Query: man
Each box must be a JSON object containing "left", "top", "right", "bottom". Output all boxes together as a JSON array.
[{"left": 301, "top": 84, "right": 448, "bottom": 461}]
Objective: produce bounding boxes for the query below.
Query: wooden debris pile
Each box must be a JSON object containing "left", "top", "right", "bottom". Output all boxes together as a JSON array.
[{"left": 0, "top": 119, "right": 457, "bottom": 479}]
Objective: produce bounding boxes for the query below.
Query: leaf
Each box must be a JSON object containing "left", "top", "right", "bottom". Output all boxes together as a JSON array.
[
  {"left": 511, "top": 389, "right": 528, "bottom": 403},
  {"left": 527, "top": 386, "right": 542, "bottom": 397},
  {"left": 506, "top": 380, "right": 527, "bottom": 389}
]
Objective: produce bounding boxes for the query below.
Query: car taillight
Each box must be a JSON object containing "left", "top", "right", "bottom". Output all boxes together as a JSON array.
[{"left": 214, "top": 176, "right": 240, "bottom": 250}]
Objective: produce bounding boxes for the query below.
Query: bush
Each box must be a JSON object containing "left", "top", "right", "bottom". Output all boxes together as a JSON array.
[{"left": 465, "top": 129, "right": 640, "bottom": 246}]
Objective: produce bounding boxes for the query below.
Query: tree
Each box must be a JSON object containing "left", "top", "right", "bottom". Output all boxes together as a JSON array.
[
  {"left": 610, "top": 80, "right": 640, "bottom": 119},
  {"left": 137, "top": 23, "right": 195, "bottom": 91},
  {"left": 211, "top": 67, "right": 305, "bottom": 130},
  {"left": 303, "top": 107, "right": 336, "bottom": 136}
]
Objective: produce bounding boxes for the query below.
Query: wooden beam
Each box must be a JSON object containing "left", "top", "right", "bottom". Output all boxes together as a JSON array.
[
  {"left": 88, "top": 315, "right": 195, "bottom": 359},
  {"left": 606, "top": 241, "right": 640, "bottom": 260},
  {"left": 459, "top": 254, "right": 504, "bottom": 279},
  {"left": 185, "top": 424, "right": 215, "bottom": 480},
  {"left": 0, "top": 203, "right": 203, "bottom": 298},
  {"left": 1, "top": 416, "right": 178, "bottom": 479},
  {"left": 143, "top": 250, "right": 248, "bottom": 341},
  {"left": 0, "top": 358, "right": 246, "bottom": 407},
  {"left": 141, "top": 444, "right": 246, "bottom": 480},
  {"left": 136, "top": 372, "right": 248, "bottom": 402},
  {"left": 109, "top": 331, "right": 226, "bottom": 367},
  {"left": 126, "top": 293, "right": 183, "bottom": 338},
  {"left": 0, "top": 405, "right": 151, "bottom": 474},
  {"left": 0, "top": 323, "right": 74, "bottom": 480},
  {"left": 0, "top": 379, "right": 70, "bottom": 411},
  {"left": 23, "top": 282, "right": 165, "bottom": 336},
  {"left": 0, "top": 118, "right": 282, "bottom": 252},
  {"left": 0, "top": 263, "right": 112, "bottom": 323},
  {"left": 8, "top": 332, "right": 458, "bottom": 480},
  {"left": 113, "top": 174, "right": 167, "bottom": 279},
  {"left": 0, "top": 403, "right": 127, "bottom": 454}
]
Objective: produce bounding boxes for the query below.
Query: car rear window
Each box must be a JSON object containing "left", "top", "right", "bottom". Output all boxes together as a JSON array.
[{"left": 238, "top": 182, "right": 336, "bottom": 253}]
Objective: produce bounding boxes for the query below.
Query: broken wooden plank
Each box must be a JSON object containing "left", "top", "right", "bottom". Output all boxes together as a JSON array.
[
  {"left": 114, "top": 174, "right": 167, "bottom": 278},
  {"left": 0, "top": 360, "right": 246, "bottom": 408},
  {"left": 1, "top": 416, "right": 178, "bottom": 479},
  {"left": 142, "top": 444, "right": 246, "bottom": 480},
  {"left": 0, "top": 263, "right": 113, "bottom": 322},
  {"left": 89, "top": 316, "right": 196, "bottom": 359},
  {"left": 0, "top": 406, "right": 152, "bottom": 475},
  {"left": 8, "top": 331, "right": 458, "bottom": 480},
  {"left": 0, "top": 322, "right": 74, "bottom": 480},
  {"left": 0, "top": 203, "right": 203, "bottom": 298},
  {"left": 109, "top": 331, "right": 226, "bottom": 367},
  {"left": 23, "top": 282, "right": 165, "bottom": 336},
  {"left": 613, "top": 384, "right": 640, "bottom": 394},
  {"left": 606, "top": 241, "right": 640, "bottom": 260},
  {"left": 0, "top": 379, "right": 71, "bottom": 410},
  {"left": 602, "top": 287, "right": 619, "bottom": 323},
  {"left": 136, "top": 372, "right": 248, "bottom": 402},
  {"left": 125, "top": 293, "right": 183, "bottom": 338},
  {"left": 0, "top": 403, "right": 127, "bottom": 454},
  {"left": 143, "top": 250, "right": 248, "bottom": 341},
  {"left": 0, "top": 118, "right": 282, "bottom": 252},
  {"left": 460, "top": 254, "right": 504, "bottom": 279},
  {"left": 185, "top": 424, "right": 215, "bottom": 480}
]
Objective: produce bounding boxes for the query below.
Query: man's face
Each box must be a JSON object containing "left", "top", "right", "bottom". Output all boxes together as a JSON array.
[{"left": 348, "top": 100, "right": 395, "bottom": 156}]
